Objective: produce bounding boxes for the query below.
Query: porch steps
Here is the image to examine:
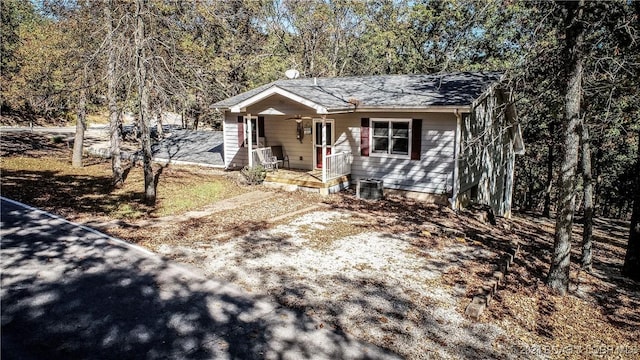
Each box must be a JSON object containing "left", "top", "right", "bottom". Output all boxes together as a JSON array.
[{"left": 264, "top": 170, "right": 350, "bottom": 195}]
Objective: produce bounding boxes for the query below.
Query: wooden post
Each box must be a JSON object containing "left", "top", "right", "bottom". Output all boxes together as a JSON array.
[
  {"left": 452, "top": 109, "right": 462, "bottom": 210},
  {"left": 322, "top": 115, "right": 327, "bottom": 183},
  {"left": 247, "top": 113, "right": 253, "bottom": 168}
]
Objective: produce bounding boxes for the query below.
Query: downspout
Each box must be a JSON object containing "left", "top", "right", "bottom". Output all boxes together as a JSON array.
[{"left": 451, "top": 108, "right": 462, "bottom": 210}]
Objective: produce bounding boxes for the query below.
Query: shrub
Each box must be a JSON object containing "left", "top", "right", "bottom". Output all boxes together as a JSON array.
[{"left": 240, "top": 165, "right": 266, "bottom": 185}]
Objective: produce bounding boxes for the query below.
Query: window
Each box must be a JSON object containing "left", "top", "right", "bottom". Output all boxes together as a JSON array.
[
  {"left": 239, "top": 116, "right": 263, "bottom": 147},
  {"left": 371, "top": 119, "right": 411, "bottom": 156},
  {"left": 245, "top": 117, "right": 258, "bottom": 145}
]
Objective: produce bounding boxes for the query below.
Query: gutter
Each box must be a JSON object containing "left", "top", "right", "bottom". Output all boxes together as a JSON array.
[{"left": 352, "top": 105, "right": 472, "bottom": 113}]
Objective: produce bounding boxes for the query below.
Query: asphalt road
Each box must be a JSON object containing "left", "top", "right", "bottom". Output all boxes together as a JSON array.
[
  {"left": 0, "top": 198, "right": 398, "bottom": 359},
  {"left": 1, "top": 126, "right": 226, "bottom": 168}
]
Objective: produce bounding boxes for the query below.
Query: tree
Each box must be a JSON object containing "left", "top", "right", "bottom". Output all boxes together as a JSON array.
[
  {"left": 66, "top": 4, "right": 104, "bottom": 168},
  {"left": 621, "top": 1, "right": 640, "bottom": 281},
  {"left": 580, "top": 122, "right": 594, "bottom": 271},
  {"left": 105, "top": 0, "right": 125, "bottom": 187},
  {"left": 622, "top": 132, "right": 640, "bottom": 280},
  {"left": 547, "top": 0, "right": 585, "bottom": 295},
  {"left": 72, "top": 69, "right": 88, "bottom": 168},
  {"left": 135, "top": 0, "right": 155, "bottom": 204},
  {"left": 0, "top": 0, "right": 36, "bottom": 111}
]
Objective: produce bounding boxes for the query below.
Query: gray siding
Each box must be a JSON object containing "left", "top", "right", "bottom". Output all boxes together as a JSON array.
[
  {"left": 334, "top": 112, "right": 456, "bottom": 194},
  {"left": 458, "top": 87, "right": 517, "bottom": 216}
]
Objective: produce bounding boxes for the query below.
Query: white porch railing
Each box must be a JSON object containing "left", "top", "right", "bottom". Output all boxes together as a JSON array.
[{"left": 323, "top": 151, "right": 352, "bottom": 183}]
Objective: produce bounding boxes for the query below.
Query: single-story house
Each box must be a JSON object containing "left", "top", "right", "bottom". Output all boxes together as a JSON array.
[{"left": 213, "top": 72, "right": 524, "bottom": 217}]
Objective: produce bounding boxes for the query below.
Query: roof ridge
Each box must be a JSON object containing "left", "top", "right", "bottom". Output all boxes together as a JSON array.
[{"left": 274, "top": 71, "right": 504, "bottom": 83}]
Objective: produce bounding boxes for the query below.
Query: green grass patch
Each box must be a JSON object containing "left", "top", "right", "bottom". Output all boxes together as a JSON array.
[{"left": 155, "top": 180, "right": 227, "bottom": 217}]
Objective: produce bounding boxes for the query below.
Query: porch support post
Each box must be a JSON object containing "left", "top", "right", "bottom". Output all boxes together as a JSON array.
[
  {"left": 451, "top": 109, "right": 462, "bottom": 210},
  {"left": 247, "top": 113, "right": 253, "bottom": 168},
  {"left": 322, "top": 115, "right": 327, "bottom": 183}
]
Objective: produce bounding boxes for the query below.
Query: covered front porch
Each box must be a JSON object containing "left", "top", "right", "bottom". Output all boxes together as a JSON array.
[
  {"left": 249, "top": 144, "right": 352, "bottom": 195},
  {"left": 240, "top": 109, "right": 353, "bottom": 194},
  {"left": 223, "top": 85, "right": 357, "bottom": 194}
]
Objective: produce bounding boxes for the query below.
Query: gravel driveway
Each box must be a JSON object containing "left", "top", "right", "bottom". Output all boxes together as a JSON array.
[
  {"left": 0, "top": 198, "right": 399, "bottom": 360},
  {"left": 159, "top": 208, "right": 534, "bottom": 359}
]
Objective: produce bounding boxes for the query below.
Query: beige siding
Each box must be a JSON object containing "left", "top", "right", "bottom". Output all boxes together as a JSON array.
[
  {"left": 224, "top": 113, "right": 315, "bottom": 170},
  {"left": 246, "top": 94, "right": 316, "bottom": 115},
  {"left": 262, "top": 116, "right": 314, "bottom": 170}
]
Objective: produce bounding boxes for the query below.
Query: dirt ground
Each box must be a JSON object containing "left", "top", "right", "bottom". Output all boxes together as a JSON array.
[{"left": 1, "top": 131, "right": 639, "bottom": 359}]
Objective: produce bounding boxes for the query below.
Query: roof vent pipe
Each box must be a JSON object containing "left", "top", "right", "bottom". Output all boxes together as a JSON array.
[{"left": 314, "top": 77, "right": 317, "bottom": 86}]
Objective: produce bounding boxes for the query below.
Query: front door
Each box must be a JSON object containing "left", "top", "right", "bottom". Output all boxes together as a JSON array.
[{"left": 313, "top": 119, "right": 334, "bottom": 169}]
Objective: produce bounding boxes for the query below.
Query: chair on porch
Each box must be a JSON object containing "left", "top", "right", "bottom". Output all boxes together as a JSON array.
[
  {"left": 254, "top": 147, "right": 279, "bottom": 171},
  {"left": 271, "top": 145, "right": 289, "bottom": 169}
]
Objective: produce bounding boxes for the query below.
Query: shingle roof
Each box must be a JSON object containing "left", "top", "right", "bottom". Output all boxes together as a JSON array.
[{"left": 213, "top": 72, "right": 503, "bottom": 111}]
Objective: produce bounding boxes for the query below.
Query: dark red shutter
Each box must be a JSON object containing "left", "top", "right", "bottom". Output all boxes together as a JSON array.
[
  {"left": 411, "top": 119, "right": 422, "bottom": 160},
  {"left": 360, "top": 118, "right": 369, "bottom": 156},
  {"left": 237, "top": 116, "right": 244, "bottom": 147},
  {"left": 258, "top": 116, "right": 265, "bottom": 138}
]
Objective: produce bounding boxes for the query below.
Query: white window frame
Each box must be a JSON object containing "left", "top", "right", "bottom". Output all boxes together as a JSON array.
[
  {"left": 243, "top": 115, "right": 259, "bottom": 147},
  {"left": 369, "top": 118, "right": 412, "bottom": 159},
  {"left": 312, "top": 118, "right": 335, "bottom": 169}
]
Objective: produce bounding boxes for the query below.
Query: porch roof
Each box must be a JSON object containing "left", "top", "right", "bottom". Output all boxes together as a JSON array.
[{"left": 213, "top": 72, "right": 504, "bottom": 114}]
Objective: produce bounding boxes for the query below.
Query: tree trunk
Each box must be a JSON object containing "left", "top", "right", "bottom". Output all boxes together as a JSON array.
[
  {"left": 581, "top": 122, "right": 594, "bottom": 271},
  {"left": 593, "top": 148, "right": 601, "bottom": 216},
  {"left": 547, "top": 0, "right": 585, "bottom": 295},
  {"left": 72, "top": 71, "right": 87, "bottom": 168},
  {"left": 135, "top": 0, "right": 155, "bottom": 205},
  {"left": 622, "top": 132, "right": 640, "bottom": 280},
  {"left": 525, "top": 177, "right": 533, "bottom": 211},
  {"left": 543, "top": 122, "right": 555, "bottom": 217},
  {"left": 105, "top": 0, "right": 123, "bottom": 187}
]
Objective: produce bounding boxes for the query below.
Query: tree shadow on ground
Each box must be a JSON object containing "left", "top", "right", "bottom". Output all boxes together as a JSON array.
[
  {"left": 1, "top": 201, "right": 396, "bottom": 359},
  {"left": 495, "top": 211, "right": 639, "bottom": 339},
  {"left": 0, "top": 168, "right": 152, "bottom": 219},
  {"left": 326, "top": 193, "right": 639, "bottom": 341},
  {"left": 0, "top": 132, "right": 69, "bottom": 157},
  {"left": 325, "top": 193, "right": 512, "bottom": 292}
]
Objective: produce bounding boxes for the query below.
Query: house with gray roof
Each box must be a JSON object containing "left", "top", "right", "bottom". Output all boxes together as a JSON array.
[{"left": 213, "top": 72, "right": 524, "bottom": 217}]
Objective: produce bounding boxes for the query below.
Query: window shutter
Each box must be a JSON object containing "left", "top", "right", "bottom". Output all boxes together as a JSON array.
[
  {"left": 411, "top": 119, "right": 422, "bottom": 160},
  {"left": 258, "top": 116, "right": 265, "bottom": 137},
  {"left": 237, "top": 116, "right": 244, "bottom": 147},
  {"left": 360, "top": 118, "right": 369, "bottom": 156}
]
